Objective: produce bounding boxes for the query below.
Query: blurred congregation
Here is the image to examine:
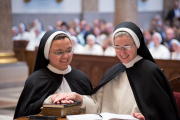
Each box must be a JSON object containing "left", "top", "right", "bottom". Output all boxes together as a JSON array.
[{"left": 12, "top": 0, "right": 180, "bottom": 60}]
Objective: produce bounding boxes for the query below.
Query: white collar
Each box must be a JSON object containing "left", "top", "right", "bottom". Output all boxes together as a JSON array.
[
  {"left": 123, "top": 55, "right": 142, "bottom": 68},
  {"left": 47, "top": 64, "right": 72, "bottom": 75}
]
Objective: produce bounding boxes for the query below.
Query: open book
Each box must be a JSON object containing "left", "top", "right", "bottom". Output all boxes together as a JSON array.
[{"left": 66, "top": 112, "right": 139, "bottom": 120}]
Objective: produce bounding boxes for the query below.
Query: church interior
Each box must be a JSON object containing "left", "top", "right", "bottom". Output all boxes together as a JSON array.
[{"left": 0, "top": 0, "right": 180, "bottom": 120}]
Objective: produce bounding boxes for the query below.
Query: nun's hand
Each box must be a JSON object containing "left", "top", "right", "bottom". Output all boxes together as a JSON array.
[
  {"left": 53, "top": 92, "right": 83, "bottom": 105},
  {"left": 132, "top": 113, "right": 145, "bottom": 120},
  {"left": 50, "top": 94, "right": 58, "bottom": 101}
]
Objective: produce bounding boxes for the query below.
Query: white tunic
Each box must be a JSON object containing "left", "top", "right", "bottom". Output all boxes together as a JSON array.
[
  {"left": 26, "top": 32, "right": 45, "bottom": 51},
  {"left": 73, "top": 44, "right": 84, "bottom": 54},
  {"left": 81, "top": 56, "right": 142, "bottom": 115},
  {"left": 43, "top": 64, "right": 72, "bottom": 103},
  {"left": 171, "top": 52, "right": 180, "bottom": 60},
  {"left": 104, "top": 46, "right": 116, "bottom": 56},
  {"left": 149, "top": 44, "right": 170, "bottom": 60},
  {"left": 15, "top": 32, "right": 31, "bottom": 41},
  {"left": 84, "top": 44, "right": 104, "bottom": 55}
]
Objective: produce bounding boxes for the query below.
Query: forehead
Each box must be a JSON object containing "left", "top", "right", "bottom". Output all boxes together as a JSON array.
[
  {"left": 50, "top": 38, "right": 72, "bottom": 49},
  {"left": 114, "top": 36, "right": 133, "bottom": 44},
  {"left": 172, "top": 43, "right": 179, "bottom": 46},
  {"left": 153, "top": 35, "right": 159, "bottom": 39}
]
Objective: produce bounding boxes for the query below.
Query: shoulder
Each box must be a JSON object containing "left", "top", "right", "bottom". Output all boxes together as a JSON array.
[
  {"left": 103, "top": 63, "right": 124, "bottom": 78},
  {"left": 84, "top": 44, "right": 89, "bottom": 48},
  {"left": 129, "top": 59, "right": 168, "bottom": 86},
  {"left": 70, "top": 68, "right": 89, "bottom": 79},
  {"left": 134, "top": 59, "right": 161, "bottom": 73},
  {"left": 25, "top": 68, "right": 52, "bottom": 85},
  {"left": 94, "top": 44, "right": 102, "bottom": 49},
  {"left": 77, "top": 44, "right": 83, "bottom": 48}
]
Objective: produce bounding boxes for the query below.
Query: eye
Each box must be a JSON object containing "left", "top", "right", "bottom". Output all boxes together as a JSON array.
[
  {"left": 114, "top": 46, "right": 121, "bottom": 49},
  {"left": 66, "top": 49, "right": 72, "bottom": 53},
  {"left": 124, "top": 46, "right": 131, "bottom": 50},
  {"left": 55, "top": 51, "right": 63, "bottom": 55}
]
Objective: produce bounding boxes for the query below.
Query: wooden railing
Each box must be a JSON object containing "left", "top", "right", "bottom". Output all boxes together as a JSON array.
[{"left": 14, "top": 50, "right": 180, "bottom": 88}]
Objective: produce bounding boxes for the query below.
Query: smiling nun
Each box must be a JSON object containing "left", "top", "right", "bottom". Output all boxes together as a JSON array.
[
  {"left": 54, "top": 22, "right": 180, "bottom": 120},
  {"left": 14, "top": 30, "right": 92, "bottom": 119}
]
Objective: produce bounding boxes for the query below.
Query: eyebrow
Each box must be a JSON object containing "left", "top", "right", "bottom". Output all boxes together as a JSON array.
[
  {"left": 115, "top": 44, "right": 131, "bottom": 46},
  {"left": 55, "top": 47, "right": 72, "bottom": 51}
]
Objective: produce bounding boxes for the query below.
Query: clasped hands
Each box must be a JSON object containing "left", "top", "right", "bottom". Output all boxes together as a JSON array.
[{"left": 50, "top": 92, "right": 145, "bottom": 120}]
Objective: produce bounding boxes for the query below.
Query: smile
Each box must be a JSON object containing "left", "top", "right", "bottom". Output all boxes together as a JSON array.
[
  {"left": 61, "top": 60, "right": 68, "bottom": 62},
  {"left": 121, "top": 55, "right": 129, "bottom": 59}
]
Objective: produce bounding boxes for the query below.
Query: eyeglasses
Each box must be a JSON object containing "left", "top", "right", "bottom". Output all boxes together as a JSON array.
[
  {"left": 113, "top": 43, "right": 135, "bottom": 51},
  {"left": 50, "top": 49, "right": 74, "bottom": 56}
]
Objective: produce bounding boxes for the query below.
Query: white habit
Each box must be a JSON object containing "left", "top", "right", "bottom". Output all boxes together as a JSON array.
[
  {"left": 149, "top": 44, "right": 170, "bottom": 59},
  {"left": 104, "top": 46, "right": 116, "bottom": 56},
  {"left": 84, "top": 44, "right": 103, "bottom": 55},
  {"left": 74, "top": 44, "right": 84, "bottom": 54},
  {"left": 171, "top": 52, "right": 180, "bottom": 60}
]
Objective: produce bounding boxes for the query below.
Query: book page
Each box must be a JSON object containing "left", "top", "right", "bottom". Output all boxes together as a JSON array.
[
  {"left": 66, "top": 114, "right": 102, "bottom": 120},
  {"left": 100, "top": 112, "right": 139, "bottom": 120}
]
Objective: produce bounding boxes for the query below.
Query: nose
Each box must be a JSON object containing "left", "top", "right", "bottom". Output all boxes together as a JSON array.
[
  {"left": 61, "top": 52, "right": 68, "bottom": 58},
  {"left": 120, "top": 49, "right": 126, "bottom": 56}
]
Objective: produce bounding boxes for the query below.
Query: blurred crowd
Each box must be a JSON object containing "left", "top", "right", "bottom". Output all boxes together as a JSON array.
[{"left": 12, "top": 1, "right": 180, "bottom": 60}]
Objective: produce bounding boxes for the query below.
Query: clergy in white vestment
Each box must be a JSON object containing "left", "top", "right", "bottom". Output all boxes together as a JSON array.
[
  {"left": 84, "top": 34, "right": 104, "bottom": 55},
  {"left": 15, "top": 23, "right": 30, "bottom": 41},
  {"left": 71, "top": 36, "right": 84, "bottom": 54},
  {"left": 171, "top": 39, "right": 180, "bottom": 60},
  {"left": 52, "top": 22, "right": 180, "bottom": 120},
  {"left": 149, "top": 32, "right": 170, "bottom": 59}
]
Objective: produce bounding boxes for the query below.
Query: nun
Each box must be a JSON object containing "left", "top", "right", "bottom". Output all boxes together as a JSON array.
[
  {"left": 171, "top": 39, "right": 180, "bottom": 60},
  {"left": 71, "top": 36, "right": 84, "bottom": 54},
  {"left": 26, "top": 25, "right": 45, "bottom": 51},
  {"left": 53, "top": 22, "right": 180, "bottom": 120},
  {"left": 13, "top": 30, "right": 92, "bottom": 119},
  {"left": 83, "top": 34, "right": 104, "bottom": 55},
  {"left": 12, "top": 26, "right": 19, "bottom": 41},
  {"left": 149, "top": 32, "right": 171, "bottom": 59},
  {"left": 16, "top": 23, "right": 31, "bottom": 41}
]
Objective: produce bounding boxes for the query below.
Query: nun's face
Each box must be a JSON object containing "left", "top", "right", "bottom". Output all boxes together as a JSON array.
[
  {"left": 87, "top": 38, "right": 95, "bottom": 47},
  {"left": 49, "top": 38, "right": 73, "bottom": 70},
  {"left": 153, "top": 36, "right": 161, "bottom": 47},
  {"left": 114, "top": 36, "right": 137, "bottom": 63},
  {"left": 172, "top": 43, "right": 180, "bottom": 52}
]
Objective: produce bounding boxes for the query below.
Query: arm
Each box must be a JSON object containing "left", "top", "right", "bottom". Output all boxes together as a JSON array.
[{"left": 53, "top": 87, "right": 104, "bottom": 114}]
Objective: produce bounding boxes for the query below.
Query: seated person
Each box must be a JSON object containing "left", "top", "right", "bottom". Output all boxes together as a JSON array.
[
  {"left": 71, "top": 36, "right": 84, "bottom": 54},
  {"left": 53, "top": 22, "right": 180, "bottom": 120},
  {"left": 171, "top": 39, "right": 180, "bottom": 60},
  {"left": 104, "top": 33, "right": 116, "bottom": 56},
  {"left": 12, "top": 26, "right": 19, "bottom": 41},
  {"left": 16, "top": 23, "right": 30, "bottom": 41},
  {"left": 26, "top": 25, "right": 45, "bottom": 51},
  {"left": 149, "top": 32, "right": 171, "bottom": 59},
  {"left": 13, "top": 30, "right": 92, "bottom": 119},
  {"left": 84, "top": 34, "right": 104, "bottom": 55}
]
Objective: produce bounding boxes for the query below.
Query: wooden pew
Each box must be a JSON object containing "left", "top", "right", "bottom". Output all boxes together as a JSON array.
[
  {"left": 70, "top": 55, "right": 120, "bottom": 87},
  {"left": 13, "top": 40, "right": 29, "bottom": 61},
  {"left": 13, "top": 50, "right": 180, "bottom": 88}
]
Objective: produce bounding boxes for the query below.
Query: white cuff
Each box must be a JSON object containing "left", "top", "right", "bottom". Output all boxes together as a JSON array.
[
  {"left": 43, "top": 95, "right": 53, "bottom": 104},
  {"left": 80, "top": 95, "right": 86, "bottom": 109}
]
